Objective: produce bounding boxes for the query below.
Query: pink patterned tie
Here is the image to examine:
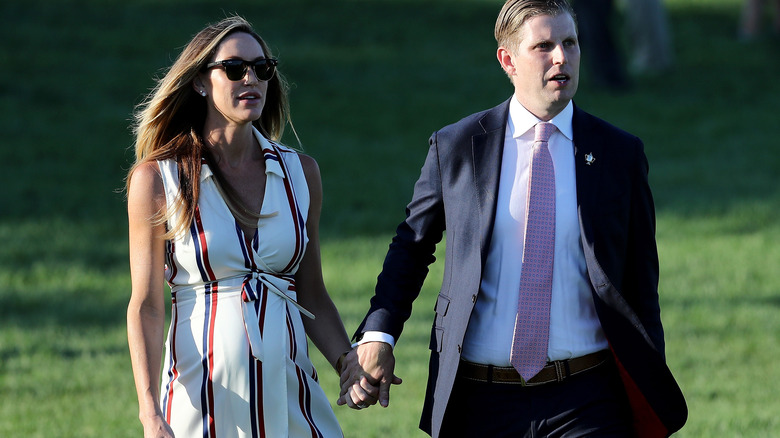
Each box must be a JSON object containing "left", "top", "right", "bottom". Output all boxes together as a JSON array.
[{"left": 510, "top": 122, "right": 556, "bottom": 381}]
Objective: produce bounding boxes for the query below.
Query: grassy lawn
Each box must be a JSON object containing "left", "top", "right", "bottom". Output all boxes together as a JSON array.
[{"left": 1, "top": 0, "right": 779, "bottom": 436}]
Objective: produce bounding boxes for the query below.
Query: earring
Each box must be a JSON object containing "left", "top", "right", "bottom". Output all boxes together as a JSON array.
[{"left": 200, "top": 90, "right": 207, "bottom": 96}]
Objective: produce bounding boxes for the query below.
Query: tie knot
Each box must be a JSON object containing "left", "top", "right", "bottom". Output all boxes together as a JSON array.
[{"left": 534, "top": 122, "right": 556, "bottom": 143}]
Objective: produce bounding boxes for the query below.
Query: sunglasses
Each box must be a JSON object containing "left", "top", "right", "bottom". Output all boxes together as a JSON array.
[{"left": 205, "top": 58, "right": 278, "bottom": 81}]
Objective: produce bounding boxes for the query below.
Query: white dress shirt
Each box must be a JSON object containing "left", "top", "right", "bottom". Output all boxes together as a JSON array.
[
  {"left": 460, "top": 97, "right": 607, "bottom": 365},
  {"left": 361, "top": 98, "right": 607, "bottom": 364}
]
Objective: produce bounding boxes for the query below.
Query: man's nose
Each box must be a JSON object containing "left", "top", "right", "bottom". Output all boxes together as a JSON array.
[{"left": 552, "top": 44, "right": 567, "bottom": 65}]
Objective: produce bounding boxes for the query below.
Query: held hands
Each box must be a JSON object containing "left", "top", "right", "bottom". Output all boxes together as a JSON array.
[{"left": 337, "top": 341, "right": 402, "bottom": 409}]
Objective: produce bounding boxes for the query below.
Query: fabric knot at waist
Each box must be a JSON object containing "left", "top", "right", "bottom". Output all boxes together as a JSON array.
[
  {"left": 240, "top": 270, "right": 314, "bottom": 320},
  {"left": 239, "top": 270, "right": 314, "bottom": 365}
]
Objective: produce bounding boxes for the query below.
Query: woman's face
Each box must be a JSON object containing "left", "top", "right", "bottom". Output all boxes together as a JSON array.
[{"left": 198, "top": 32, "right": 270, "bottom": 127}]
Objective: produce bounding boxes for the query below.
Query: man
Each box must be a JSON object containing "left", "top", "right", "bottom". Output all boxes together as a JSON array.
[{"left": 338, "top": 0, "right": 687, "bottom": 436}]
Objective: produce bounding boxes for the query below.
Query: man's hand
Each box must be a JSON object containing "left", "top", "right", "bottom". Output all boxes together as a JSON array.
[{"left": 337, "top": 341, "right": 402, "bottom": 409}]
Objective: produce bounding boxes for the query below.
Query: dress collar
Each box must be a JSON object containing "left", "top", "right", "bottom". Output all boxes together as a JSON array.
[{"left": 200, "top": 127, "right": 287, "bottom": 181}]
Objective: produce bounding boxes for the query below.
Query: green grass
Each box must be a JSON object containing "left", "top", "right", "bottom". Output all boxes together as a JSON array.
[{"left": 1, "top": 0, "right": 779, "bottom": 436}]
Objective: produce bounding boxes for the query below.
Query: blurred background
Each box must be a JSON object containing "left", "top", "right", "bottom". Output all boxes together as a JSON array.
[{"left": 1, "top": 0, "right": 778, "bottom": 436}]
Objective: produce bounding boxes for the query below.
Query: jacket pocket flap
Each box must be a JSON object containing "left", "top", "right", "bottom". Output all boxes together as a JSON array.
[{"left": 434, "top": 294, "right": 450, "bottom": 316}]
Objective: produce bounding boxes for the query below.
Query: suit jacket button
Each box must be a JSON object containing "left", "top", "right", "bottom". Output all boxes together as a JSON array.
[
  {"left": 457, "top": 345, "right": 462, "bottom": 353},
  {"left": 471, "top": 294, "right": 477, "bottom": 303}
]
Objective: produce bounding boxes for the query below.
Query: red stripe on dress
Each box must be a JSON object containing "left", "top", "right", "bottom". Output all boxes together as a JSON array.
[
  {"left": 258, "top": 285, "right": 269, "bottom": 337},
  {"left": 194, "top": 207, "right": 217, "bottom": 282},
  {"left": 255, "top": 284, "right": 270, "bottom": 436},
  {"left": 268, "top": 146, "right": 306, "bottom": 273},
  {"left": 255, "top": 360, "right": 265, "bottom": 437},
  {"left": 286, "top": 307, "right": 297, "bottom": 361},
  {"left": 206, "top": 290, "right": 219, "bottom": 437},
  {"left": 164, "top": 294, "right": 180, "bottom": 423},
  {"left": 254, "top": 286, "right": 269, "bottom": 436},
  {"left": 245, "top": 234, "right": 257, "bottom": 271},
  {"left": 295, "top": 366, "right": 322, "bottom": 438}
]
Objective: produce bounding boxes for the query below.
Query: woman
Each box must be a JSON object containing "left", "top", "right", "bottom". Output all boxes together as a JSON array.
[{"left": 126, "top": 15, "right": 351, "bottom": 438}]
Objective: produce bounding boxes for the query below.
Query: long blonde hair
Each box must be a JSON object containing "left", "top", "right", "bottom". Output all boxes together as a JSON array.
[{"left": 127, "top": 15, "right": 291, "bottom": 238}]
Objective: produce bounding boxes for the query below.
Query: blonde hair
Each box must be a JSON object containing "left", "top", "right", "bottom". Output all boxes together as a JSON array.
[
  {"left": 494, "top": 0, "right": 577, "bottom": 50},
  {"left": 127, "top": 15, "right": 292, "bottom": 238}
]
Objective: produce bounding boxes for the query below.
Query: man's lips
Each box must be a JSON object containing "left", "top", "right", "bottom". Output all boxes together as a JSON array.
[{"left": 548, "top": 73, "right": 570, "bottom": 83}]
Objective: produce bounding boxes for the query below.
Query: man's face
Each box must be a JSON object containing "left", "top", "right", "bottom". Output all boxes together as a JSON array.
[{"left": 506, "top": 12, "right": 580, "bottom": 120}]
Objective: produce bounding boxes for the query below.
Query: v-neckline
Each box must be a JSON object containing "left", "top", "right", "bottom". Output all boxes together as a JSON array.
[{"left": 208, "top": 156, "right": 270, "bottom": 241}]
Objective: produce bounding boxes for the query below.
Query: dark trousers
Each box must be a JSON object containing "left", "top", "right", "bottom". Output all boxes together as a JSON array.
[{"left": 440, "top": 359, "right": 632, "bottom": 437}]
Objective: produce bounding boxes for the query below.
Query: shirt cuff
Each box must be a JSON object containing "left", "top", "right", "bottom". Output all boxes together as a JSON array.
[{"left": 352, "top": 331, "right": 396, "bottom": 349}]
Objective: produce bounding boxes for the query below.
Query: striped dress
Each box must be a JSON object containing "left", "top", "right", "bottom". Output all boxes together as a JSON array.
[{"left": 157, "top": 129, "right": 342, "bottom": 438}]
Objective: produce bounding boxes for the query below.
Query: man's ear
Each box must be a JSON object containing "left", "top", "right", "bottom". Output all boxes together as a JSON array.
[{"left": 497, "top": 46, "right": 516, "bottom": 76}]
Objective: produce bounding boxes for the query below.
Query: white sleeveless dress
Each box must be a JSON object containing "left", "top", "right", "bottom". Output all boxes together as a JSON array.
[{"left": 157, "top": 129, "right": 342, "bottom": 438}]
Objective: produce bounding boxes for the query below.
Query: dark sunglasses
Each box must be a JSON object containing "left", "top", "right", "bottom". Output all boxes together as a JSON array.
[{"left": 205, "top": 58, "right": 278, "bottom": 81}]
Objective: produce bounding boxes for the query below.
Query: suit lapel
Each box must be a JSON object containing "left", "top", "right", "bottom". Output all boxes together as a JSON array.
[
  {"left": 572, "top": 105, "right": 603, "bottom": 247},
  {"left": 472, "top": 99, "right": 511, "bottom": 266},
  {"left": 573, "top": 106, "right": 654, "bottom": 346}
]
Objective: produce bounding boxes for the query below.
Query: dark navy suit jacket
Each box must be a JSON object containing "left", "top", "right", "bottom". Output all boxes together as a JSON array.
[{"left": 355, "top": 99, "right": 687, "bottom": 437}]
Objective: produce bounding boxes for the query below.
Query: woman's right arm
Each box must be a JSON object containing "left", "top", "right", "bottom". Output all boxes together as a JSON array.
[{"left": 126, "top": 161, "right": 175, "bottom": 438}]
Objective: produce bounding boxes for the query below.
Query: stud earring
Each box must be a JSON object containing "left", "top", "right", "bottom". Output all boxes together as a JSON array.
[{"left": 200, "top": 90, "right": 207, "bottom": 96}]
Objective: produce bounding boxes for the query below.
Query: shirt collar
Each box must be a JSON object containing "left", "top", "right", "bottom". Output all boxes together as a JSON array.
[
  {"left": 200, "top": 160, "right": 214, "bottom": 181},
  {"left": 508, "top": 96, "right": 574, "bottom": 141},
  {"left": 200, "top": 127, "right": 285, "bottom": 181}
]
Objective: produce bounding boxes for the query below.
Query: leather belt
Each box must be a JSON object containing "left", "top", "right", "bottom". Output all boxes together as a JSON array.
[{"left": 457, "top": 350, "right": 611, "bottom": 386}]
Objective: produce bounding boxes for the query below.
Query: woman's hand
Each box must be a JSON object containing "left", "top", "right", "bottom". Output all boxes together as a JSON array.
[{"left": 141, "top": 413, "right": 175, "bottom": 438}]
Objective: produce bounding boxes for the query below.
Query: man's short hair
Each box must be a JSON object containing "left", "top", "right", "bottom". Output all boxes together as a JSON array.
[{"left": 494, "top": 0, "right": 577, "bottom": 50}]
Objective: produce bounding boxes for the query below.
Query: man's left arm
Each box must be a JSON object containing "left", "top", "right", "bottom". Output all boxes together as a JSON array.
[{"left": 626, "top": 141, "right": 666, "bottom": 356}]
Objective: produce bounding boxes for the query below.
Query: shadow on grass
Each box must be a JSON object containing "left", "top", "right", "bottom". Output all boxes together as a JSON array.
[
  {"left": 1, "top": 4, "right": 778, "bottom": 436},
  {"left": 0, "top": 218, "right": 132, "bottom": 333},
  {"left": 0, "top": 280, "right": 130, "bottom": 330},
  {"left": 1, "top": 1, "right": 778, "bottom": 237},
  {"left": 1, "top": 1, "right": 778, "bottom": 340}
]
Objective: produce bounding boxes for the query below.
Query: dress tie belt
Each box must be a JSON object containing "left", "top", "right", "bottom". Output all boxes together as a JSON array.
[
  {"left": 239, "top": 270, "right": 313, "bottom": 438},
  {"left": 241, "top": 270, "right": 314, "bottom": 319}
]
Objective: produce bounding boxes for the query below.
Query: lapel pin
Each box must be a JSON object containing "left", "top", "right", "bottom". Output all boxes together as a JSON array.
[{"left": 585, "top": 152, "right": 596, "bottom": 166}]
